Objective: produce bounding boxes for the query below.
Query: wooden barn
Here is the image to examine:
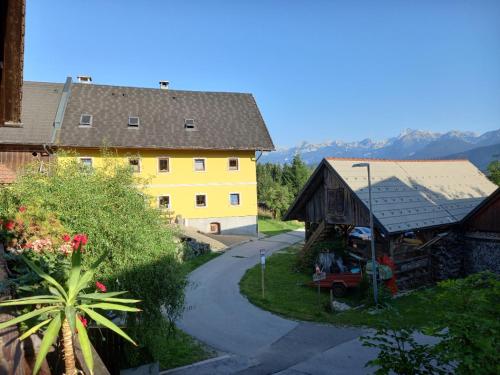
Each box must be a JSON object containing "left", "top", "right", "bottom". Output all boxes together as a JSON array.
[
  {"left": 460, "top": 187, "right": 500, "bottom": 274},
  {"left": 284, "top": 158, "right": 498, "bottom": 289}
]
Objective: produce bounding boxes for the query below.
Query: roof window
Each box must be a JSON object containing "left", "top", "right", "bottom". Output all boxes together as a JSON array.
[
  {"left": 128, "top": 116, "right": 140, "bottom": 127},
  {"left": 184, "top": 119, "right": 196, "bottom": 130},
  {"left": 79, "top": 114, "right": 93, "bottom": 127}
]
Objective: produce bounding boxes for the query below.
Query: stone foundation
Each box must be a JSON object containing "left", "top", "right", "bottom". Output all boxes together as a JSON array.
[
  {"left": 464, "top": 233, "right": 500, "bottom": 274},
  {"left": 185, "top": 215, "right": 258, "bottom": 236}
]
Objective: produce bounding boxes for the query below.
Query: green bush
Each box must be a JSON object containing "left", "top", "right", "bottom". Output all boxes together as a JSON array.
[
  {"left": 362, "top": 272, "right": 500, "bottom": 374},
  {"left": 0, "top": 153, "right": 186, "bottom": 365}
]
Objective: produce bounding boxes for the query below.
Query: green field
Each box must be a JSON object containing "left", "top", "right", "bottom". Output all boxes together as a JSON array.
[
  {"left": 258, "top": 216, "right": 304, "bottom": 236},
  {"left": 240, "top": 244, "right": 442, "bottom": 329}
]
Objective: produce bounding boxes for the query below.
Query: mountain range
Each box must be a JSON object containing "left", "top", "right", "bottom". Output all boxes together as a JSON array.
[{"left": 261, "top": 129, "right": 500, "bottom": 171}]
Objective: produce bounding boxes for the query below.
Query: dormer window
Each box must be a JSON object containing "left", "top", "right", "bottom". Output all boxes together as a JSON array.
[
  {"left": 79, "top": 114, "right": 93, "bottom": 127},
  {"left": 184, "top": 119, "right": 196, "bottom": 130},
  {"left": 128, "top": 116, "right": 140, "bottom": 127}
]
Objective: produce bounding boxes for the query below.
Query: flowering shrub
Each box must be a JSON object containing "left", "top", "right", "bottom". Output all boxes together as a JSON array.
[
  {"left": 0, "top": 234, "right": 140, "bottom": 375},
  {"left": 0, "top": 153, "right": 186, "bottom": 366}
]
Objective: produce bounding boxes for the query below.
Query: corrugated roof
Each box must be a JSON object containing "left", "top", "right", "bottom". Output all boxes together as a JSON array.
[
  {"left": 57, "top": 82, "right": 275, "bottom": 151},
  {"left": 0, "top": 82, "right": 63, "bottom": 144},
  {"left": 326, "top": 158, "right": 497, "bottom": 233}
]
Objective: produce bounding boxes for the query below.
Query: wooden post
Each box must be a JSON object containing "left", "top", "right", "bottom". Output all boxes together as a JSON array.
[
  {"left": 261, "top": 264, "right": 265, "bottom": 299},
  {"left": 260, "top": 249, "right": 266, "bottom": 299}
]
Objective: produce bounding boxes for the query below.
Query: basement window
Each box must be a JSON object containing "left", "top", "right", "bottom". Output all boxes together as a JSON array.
[
  {"left": 184, "top": 119, "right": 196, "bottom": 130},
  {"left": 196, "top": 194, "right": 207, "bottom": 207},
  {"left": 158, "top": 196, "right": 171, "bottom": 209},
  {"left": 129, "top": 158, "right": 141, "bottom": 173},
  {"left": 128, "top": 116, "right": 140, "bottom": 127},
  {"left": 79, "top": 114, "right": 93, "bottom": 127}
]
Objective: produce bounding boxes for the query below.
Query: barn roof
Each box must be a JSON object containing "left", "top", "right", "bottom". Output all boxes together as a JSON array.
[{"left": 285, "top": 158, "right": 497, "bottom": 234}]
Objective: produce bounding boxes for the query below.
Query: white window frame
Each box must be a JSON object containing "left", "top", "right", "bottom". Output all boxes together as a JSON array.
[
  {"left": 128, "top": 158, "right": 141, "bottom": 173},
  {"left": 195, "top": 193, "right": 207, "bottom": 208},
  {"left": 128, "top": 116, "right": 140, "bottom": 128},
  {"left": 229, "top": 192, "right": 241, "bottom": 206},
  {"left": 157, "top": 157, "right": 171, "bottom": 173},
  {"left": 228, "top": 157, "right": 239, "bottom": 171},
  {"left": 79, "top": 114, "right": 93, "bottom": 127},
  {"left": 193, "top": 158, "right": 206, "bottom": 172},
  {"left": 158, "top": 195, "right": 171, "bottom": 210},
  {"left": 78, "top": 157, "right": 93, "bottom": 167},
  {"left": 184, "top": 118, "right": 196, "bottom": 130}
]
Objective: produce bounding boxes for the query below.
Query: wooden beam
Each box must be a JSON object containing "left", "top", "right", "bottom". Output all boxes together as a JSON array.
[{"left": 0, "top": 0, "right": 25, "bottom": 126}]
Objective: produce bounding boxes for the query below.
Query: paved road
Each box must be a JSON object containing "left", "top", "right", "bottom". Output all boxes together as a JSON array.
[{"left": 174, "top": 230, "right": 373, "bottom": 374}]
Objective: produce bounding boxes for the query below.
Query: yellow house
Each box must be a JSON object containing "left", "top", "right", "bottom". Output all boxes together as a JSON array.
[{"left": 1, "top": 78, "right": 274, "bottom": 235}]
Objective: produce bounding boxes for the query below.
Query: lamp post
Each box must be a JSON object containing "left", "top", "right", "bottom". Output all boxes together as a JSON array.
[{"left": 352, "top": 162, "right": 378, "bottom": 306}]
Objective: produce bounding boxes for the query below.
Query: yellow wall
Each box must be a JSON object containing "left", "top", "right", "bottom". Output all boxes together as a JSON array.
[{"left": 61, "top": 148, "right": 257, "bottom": 220}]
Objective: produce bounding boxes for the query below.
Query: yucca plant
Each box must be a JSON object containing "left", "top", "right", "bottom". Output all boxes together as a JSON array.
[{"left": 0, "top": 234, "right": 140, "bottom": 375}]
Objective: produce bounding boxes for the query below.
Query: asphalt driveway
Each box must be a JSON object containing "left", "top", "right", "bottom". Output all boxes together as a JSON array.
[{"left": 174, "top": 230, "right": 372, "bottom": 374}]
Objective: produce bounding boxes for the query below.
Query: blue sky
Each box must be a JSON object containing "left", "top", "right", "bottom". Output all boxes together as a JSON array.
[{"left": 25, "top": 0, "right": 500, "bottom": 147}]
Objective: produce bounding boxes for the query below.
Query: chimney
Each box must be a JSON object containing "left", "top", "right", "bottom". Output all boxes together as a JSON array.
[
  {"left": 77, "top": 75, "right": 92, "bottom": 84},
  {"left": 159, "top": 80, "right": 169, "bottom": 90}
]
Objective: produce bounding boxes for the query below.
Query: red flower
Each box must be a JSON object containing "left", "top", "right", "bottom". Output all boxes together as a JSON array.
[
  {"left": 62, "top": 234, "right": 71, "bottom": 242},
  {"left": 78, "top": 314, "right": 88, "bottom": 328},
  {"left": 95, "top": 281, "right": 107, "bottom": 292},
  {"left": 23, "top": 242, "right": 33, "bottom": 249},
  {"left": 5, "top": 221, "right": 15, "bottom": 231},
  {"left": 71, "top": 234, "right": 88, "bottom": 251},
  {"left": 18, "top": 206, "right": 27, "bottom": 213}
]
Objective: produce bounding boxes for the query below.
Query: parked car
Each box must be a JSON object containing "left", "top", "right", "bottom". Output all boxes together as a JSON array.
[
  {"left": 349, "top": 227, "right": 371, "bottom": 240},
  {"left": 403, "top": 231, "right": 416, "bottom": 239}
]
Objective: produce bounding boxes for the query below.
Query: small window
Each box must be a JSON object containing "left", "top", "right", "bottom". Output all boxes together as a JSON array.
[
  {"left": 158, "top": 196, "right": 170, "bottom": 209},
  {"left": 184, "top": 119, "right": 196, "bottom": 130},
  {"left": 128, "top": 116, "right": 140, "bottom": 127},
  {"left": 80, "top": 114, "right": 92, "bottom": 126},
  {"left": 230, "top": 193, "right": 240, "bottom": 206},
  {"left": 194, "top": 158, "right": 205, "bottom": 171},
  {"left": 79, "top": 158, "right": 93, "bottom": 168},
  {"left": 158, "top": 158, "right": 170, "bottom": 173},
  {"left": 228, "top": 158, "right": 239, "bottom": 171},
  {"left": 129, "top": 158, "right": 141, "bottom": 173},
  {"left": 196, "top": 194, "right": 207, "bottom": 207}
]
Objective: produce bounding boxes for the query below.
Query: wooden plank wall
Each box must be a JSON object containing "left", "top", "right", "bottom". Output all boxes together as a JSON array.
[
  {"left": 324, "top": 168, "right": 370, "bottom": 226},
  {"left": 0, "top": 147, "right": 49, "bottom": 172},
  {"left": 465, "top": 196, "right": 500, "bottom": 233}
]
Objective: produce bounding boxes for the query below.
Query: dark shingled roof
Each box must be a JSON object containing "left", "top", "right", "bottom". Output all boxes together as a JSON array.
[
  {"left": 0, "top": 81, "right": 63, "bottom": 144},
  {"left": 57, "top": 82, "right": 275, "bottom": 151}
]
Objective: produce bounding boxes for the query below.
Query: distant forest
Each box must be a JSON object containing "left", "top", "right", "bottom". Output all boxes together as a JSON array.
[{"left": 257, "top": 154, "right": 313, "bottom": 218}]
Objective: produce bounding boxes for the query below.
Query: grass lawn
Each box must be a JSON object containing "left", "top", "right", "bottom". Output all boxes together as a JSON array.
[
  {"left": 258, "top": 216, "right": 304, "bottom": 236},
  {"left": 240, "top": 244, "right": 443, "bottom": 329},
  {"left": 151, "top": 327, "right": 217, "bottom": 370}
]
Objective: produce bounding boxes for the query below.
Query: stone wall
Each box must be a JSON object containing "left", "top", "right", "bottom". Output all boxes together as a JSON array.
[{"left": 464, "top": 234, "right": 500, "bottom": 275}]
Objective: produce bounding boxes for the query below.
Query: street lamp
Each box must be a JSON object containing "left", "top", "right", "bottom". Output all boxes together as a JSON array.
[{"left": 352, "top": 162, "right": 378, "bottom": 306}]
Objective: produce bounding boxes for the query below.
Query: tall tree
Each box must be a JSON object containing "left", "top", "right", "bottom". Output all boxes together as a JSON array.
[{"left": 487, "top": 160, "right": 500, "bottom": 185}]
